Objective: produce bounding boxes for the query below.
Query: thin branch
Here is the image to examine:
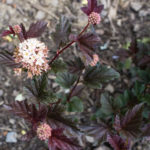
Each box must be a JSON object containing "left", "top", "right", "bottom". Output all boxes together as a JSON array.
[
  {"left": 67, "top": 73, "right": 82, "bottom": 102},
  {"left": 49, "top": 22, "right": 90, "bottom": 66}
]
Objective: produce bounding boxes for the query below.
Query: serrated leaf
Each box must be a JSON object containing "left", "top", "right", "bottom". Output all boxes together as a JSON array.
[
  {"left": 6, "top": 100, "right": 48, "bottom": 124},
  {"left": 55, "top": 72, "right": 77, "bottom": 89},
  {"left": 51, "top": 59, "right": 67, "bottom": 73},
  {"left": 83, "top": 64, "right": 120, "bottom": 88},
  {"left": 26, "top": 21, "right": 47, "bottom": 38},
  {"left": 67, "top": 96, "right": 84, "bottom": 112},
  {"left": 0, "top": 51, "right": 21, "bottom": 68},
  {"left": 81, "top": 122, "right": 111, "bottom": 142},
  {"left": 107, "top": 134, "right": 130, "bottom": 150},
  {"left": 52, "top": 16, "right": 71, "bottom": 48},
  {"left": 1, "top": 26, "right": 15, "bottom": 37},
  {"left": 77, "top": 33, "right": 100, "bottom": 66},
  {"left": 132, "top": 81, "right": 145, "bottom": 98},
  {"left": 100, "top": 93, "right": 114, "bottom": 115},
  {"left": 81, "top": 0, "right": 104, "bottom": 16},
  {"left": 48, "top": 129, "right": 82, "bottom": 150},
  {"left": 142, "top": 123, "right": 150, "bottom": 137},
  {"left": 114, "top": 103, "right": 144, "bottom": 138},
  {"left": 66, "top": 57, "right": 85, "bottom": 75}
]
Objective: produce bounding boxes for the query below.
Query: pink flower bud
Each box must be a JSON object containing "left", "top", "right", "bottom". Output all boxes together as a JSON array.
[
  {"left": 90, "top": 54, "right": 99, "bottom": 66},
  {"left": 88, "top": 12, "right": 101, "bottom": 25},
  {"left": 13, "top": 25, "right": 22, "bottom": 34},
  {"left": 37, "top": 123, "right": 52, "bottom": 141}
]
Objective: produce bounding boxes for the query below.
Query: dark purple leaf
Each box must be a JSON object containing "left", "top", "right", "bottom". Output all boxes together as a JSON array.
[
  {"left": 114, "top": 103, "right": 143, "bottom": 138},
  {"left": 116, "top": 49, "right": 131, "bottom": 61},
  {"left": 52, "top": 16, "right": 71, "bottom": 48},
  {"left": 7, "top": 100, "right": 48, "bottom": 124},
  {"left": 26, "top": 21, "right": 47, "bottom": 38},
  {"left": 77, "top": 33, "right": 100, "bottom": 65},
  {"left": 107, "top": 134, "right": 130, "bottom": 150},
  {"left": 142, "top": 123, "right": 150, "bottom": 137},
  {"left": 48, "top": 129, "right": 82, "bottom": 150},
  {"left": 81, "top": 122, "right": 111, "bottom": 141},
  {"left": 1, "top": 26, "right": 15, "bottom": 37},
  {"left": 138, "top": 56, "right": 150, "bottom": 67},
  {"left": 81, "top": 0, "right": 104, "bottom": 16},
  {"left": 66, "top": 57, "right": 85, "bottom": 75},
  {"left": 47, "top": 107, "right": 79, "bottom": 131},
  {"left": 0, "top": 52, "right": 21, "bottom": 68}
]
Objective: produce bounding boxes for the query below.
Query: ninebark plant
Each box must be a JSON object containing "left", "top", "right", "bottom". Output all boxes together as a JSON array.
[{"left": 1, "top": 0, "right": 150, "bottom": 150}]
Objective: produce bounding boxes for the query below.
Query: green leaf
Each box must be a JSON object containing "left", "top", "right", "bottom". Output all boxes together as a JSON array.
[
  {"left": 51, "top": 16, "right": 71, "bottom": 48},
  {"left": 100, "top": 93, "right": 114, "bottom": 115},
  {"left": 55, "top": 72, "right": 77, "bottom": 89},
  {"left": 41, "top": 92, "right": 58, "bottom": 104},
  {"left": 124, "top": 58, "right": 132, "bottom": 69},
  {"left": 66, "top": 57, "right": 85, "bottom": 75},
  {"left": 141, "top": 94, "right": 150, "bottom": 105},
  {"left": 51, "top": 59, "right": 67, "bottom": 73},
  {"left": 67, "top": 96, "right": 84, "bottom": 112},
  {"left": 132, "top": 81, "right": 145, "bottom": 98},
  {"left": 83, "top": 64, "right": 120, "bottom": 89}
]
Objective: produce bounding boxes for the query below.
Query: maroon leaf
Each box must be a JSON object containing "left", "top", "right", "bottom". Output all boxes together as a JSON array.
[
  {"left": 48, "top": 129, "right": 82, "bottom": 150},
  {"left": 116, "top": 49, "right": 131, "bottom": 61},
  {"left": 77, "top": 33, "right": 100, "bottom": 65},
  {"left": 81, "top": 0, "right": 104, "bottom": 16},
  {"left": 66, "top": 57, "right": 85, "bottom": 75},
  {"left": 7, "top": 100, "right": 48, "bottom": 124},
  {"left": 81, "top": 122, "right": 111, "bottom": 141},
  {"left": 52, "top": 16, "right": 71, "bottom": 48},
  {"left": 138, "top": 56, "right": 150, "bottom": 67},
  {"left": 26, "top": 21, "right": 47, "bottom": 38},
  {"left": 142, "top": 123, "right": 150, "bottom": 137},
  {"left": 1, "top": 26, "right": 15, "bottom": 37},
  {"left": 0, "top": 52, "right": 21, "bottom": 68},
  {"left": 114, "top": 103, "right": 143, "bottom": 138},
  {"left": 107, "top": 134, "right": 130, "bottom": 150}
]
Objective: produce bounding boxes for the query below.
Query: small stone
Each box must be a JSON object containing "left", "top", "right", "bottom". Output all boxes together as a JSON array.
[
  {"left": 95, "top": 146, "right": 111, "bottom": 150},
  {"left": 35, "top": 11, "right": 46, "bottom": 20},
  {"left": 6, "top": 132, "right": 17, "bottom": 143},
  {"left": 105, "top": 84, "right": 114, "bottom": 93},
  {"left": 139, "top": 9, "right": 150, "bottom": 17},
  {"left": 85, "top": 136, "right": 94, "bottom": 143},
  {"left": 9, "top": 119, "right": 15, "bottom": 124},
  {"left": 0, "top": 89, "right": 3, "bottom": 96},
  {"left": 131, "top": 2, "right": 143, "bottom": 12},
  {"left": 5, "top": 80, "right": 10, "bottom": 87},
  {"left": 134, "top": 24, "right": 140, "bottom": 32},
  {"left": 50, "top": 0, "right": 58, "bottom": 7},
  {"left": 15, "top": 94, "right": 25, "bottom": 101},
  {"left": 6, "top": 0, "right": 13, "bottom": 4}
]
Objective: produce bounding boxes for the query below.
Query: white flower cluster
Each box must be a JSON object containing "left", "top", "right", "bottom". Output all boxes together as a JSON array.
[{"left": 14, "top": 38, "right": 49, "bottom": 78}]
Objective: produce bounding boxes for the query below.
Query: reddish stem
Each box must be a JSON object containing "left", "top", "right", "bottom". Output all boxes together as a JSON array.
[
  {"left": 67, "top": 73, "right": 81, "bottom": 102},
  {"left": 49, "top": 22, "right": 89, "bottom": 66},
  {"left": 78, "top": 22, "right": 89, "bottom": 37}
]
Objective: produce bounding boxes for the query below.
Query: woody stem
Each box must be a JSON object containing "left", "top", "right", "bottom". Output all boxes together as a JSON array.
[{"left": 49, "top": 22, "right": 89, "bottom": 66}]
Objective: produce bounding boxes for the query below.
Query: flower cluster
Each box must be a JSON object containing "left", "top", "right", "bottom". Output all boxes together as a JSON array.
[
  {"left": 88, "top": 12, "right": 101, "bottom": 25},
  {"left": 36, "top": 123, "right": 52, "bottom": 141},
  {"left": 14, "top": 38, "right": 49, "bottom": 78}
]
